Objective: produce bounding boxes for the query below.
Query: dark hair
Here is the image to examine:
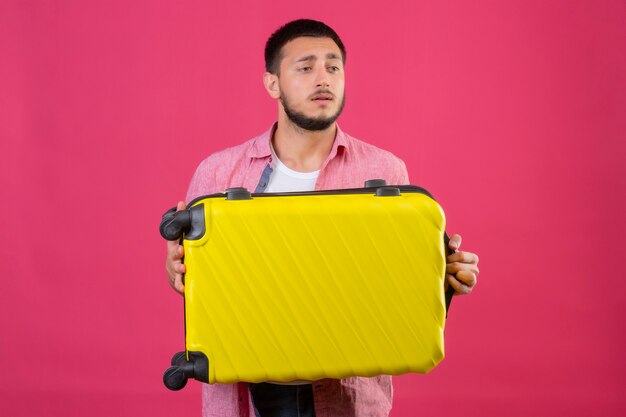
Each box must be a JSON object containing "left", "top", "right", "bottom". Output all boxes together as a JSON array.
[{"left": 265, "top": 19, "right": 346, "bottom": 75}]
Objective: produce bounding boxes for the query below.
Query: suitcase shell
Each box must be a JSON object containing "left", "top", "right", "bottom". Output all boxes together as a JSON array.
[{"left": 163, "top": 184, "right": 448, "bottom": 387}]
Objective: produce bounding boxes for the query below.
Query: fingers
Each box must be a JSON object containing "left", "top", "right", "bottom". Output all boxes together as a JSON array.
[
  {"left": 447, "top": 251, "right": 479, "bottom": 266},
  {"left": 166, "top": 248, "right": 185, "bottom": 295},
  {"left": 167, "top": 254, "right": 186, "bottom": 274},
  {"left": 448, "top": 234, "right": 462, "bottom": 251},
  {"left": 446, "top": 264, "right": 479, "bottom": 281},
  {"left": 166, "top": 251, "right": 186, "bottom": 295},
  {"left": 172, "top": 273, "right": 185, "bottom": 294},
  {"left": 166, "top": 203, "right": 186, "bottom": 295},
  {"left": 167, "top": 240, "right": 185, "bottom": 259},
  {"left": 455, "top": 269, "right": 477, "bottom": 287},
  {"left": 166, "top": 240, "right": 185, "bottom": 284},
  {"left": 445, "top": 247, "right": 479, "bottom": 296},
  {"left": 165, "top": 249, "right": 185, "bottom": 285},
  {"left": 446, "top": 273, "right": 474, "bottom": 295},
  {"left": 446, "top": 255, "right": 479, "bottom": 275}
]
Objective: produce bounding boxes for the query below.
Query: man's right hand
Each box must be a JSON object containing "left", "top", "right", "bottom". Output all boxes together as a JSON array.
[{"left": 165, "top": 201, "right": 187, "bottom": 295}]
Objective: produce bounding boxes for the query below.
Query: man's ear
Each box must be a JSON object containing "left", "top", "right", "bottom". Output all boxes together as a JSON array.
[{"left": 263, "top": 72, "right": 281, "bottom": 99}]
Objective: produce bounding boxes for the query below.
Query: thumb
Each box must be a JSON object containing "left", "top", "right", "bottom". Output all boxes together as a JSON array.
[
  {"left": 176, "top": 201, "right": 187, "bottom": 211},
  {"left": 448, "top": 233, "right": 462, "bottom": 251}
]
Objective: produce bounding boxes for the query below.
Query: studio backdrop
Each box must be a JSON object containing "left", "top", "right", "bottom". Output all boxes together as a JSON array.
[{"left": 1, "top": 1, "right": 624, "bottom": 416}]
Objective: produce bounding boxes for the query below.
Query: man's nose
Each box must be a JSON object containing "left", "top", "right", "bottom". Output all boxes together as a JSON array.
[{"left": 315, "top": 66, "right": 330, "bottom": 88}]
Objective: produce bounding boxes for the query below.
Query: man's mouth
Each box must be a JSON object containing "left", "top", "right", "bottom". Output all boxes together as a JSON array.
[{"left": 311, "top": 93, "right": 334, "bottom": 104}]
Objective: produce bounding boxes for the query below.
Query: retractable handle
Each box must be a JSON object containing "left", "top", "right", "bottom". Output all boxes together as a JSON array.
[{"left": 160, "top": 207, "right": 191, "bottom": 241}]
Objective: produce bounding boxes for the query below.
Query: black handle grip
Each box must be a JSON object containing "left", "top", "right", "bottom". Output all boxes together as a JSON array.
[
  {"left": 443, "top": 232, "right": 455, "bottom": 315},
  {"left": 159, "top": 208, "right": 191, "bottom": 240}
]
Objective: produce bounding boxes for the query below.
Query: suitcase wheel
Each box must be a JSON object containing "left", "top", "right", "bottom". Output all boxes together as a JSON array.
[
  {"left": 160, "top": 210, "right": 191, "bottom": 240},
  {"left": 163, "top": 351, "right": 209, "bottom": 390},
  {"left": 163, "top": 366, "right": 188, "bottom": 391},
  {"left": 171, "top": 351, "right": 186, "bottom": 366}
]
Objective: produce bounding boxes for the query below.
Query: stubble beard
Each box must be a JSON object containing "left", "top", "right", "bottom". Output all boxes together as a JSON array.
[{"left": 280, "top": 93, "right": 346, "bottom": 132}]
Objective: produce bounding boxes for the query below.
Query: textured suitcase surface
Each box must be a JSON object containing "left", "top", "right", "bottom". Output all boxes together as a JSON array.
[{"left": 163, "top": 184, "right": 448, "bottom": 387}]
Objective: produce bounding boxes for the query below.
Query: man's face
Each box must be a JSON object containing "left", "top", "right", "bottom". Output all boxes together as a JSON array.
[{"left": 276, "top": 37, "right": 345, "bottom": 131}]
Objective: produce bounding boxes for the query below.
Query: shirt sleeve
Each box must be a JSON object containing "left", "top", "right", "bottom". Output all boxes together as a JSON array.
[
  {"left": 186, "top": 156, "right": 218, "bottom": 202},
  {"left": 396, "top": 158, "right": 410, "bottom": 184}
]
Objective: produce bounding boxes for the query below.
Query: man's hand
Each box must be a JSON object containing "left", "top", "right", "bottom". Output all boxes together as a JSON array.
[
  {"left": 445, "top": 234, "right": 479, "bottom": 295},
  {"left": 165, "top": 201, "right": 186, "bottom": 295}
]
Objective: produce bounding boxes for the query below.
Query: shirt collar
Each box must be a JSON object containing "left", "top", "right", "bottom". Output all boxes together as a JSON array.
[{"left": 248, "top": 122, "right": 348, "bottom": 160}]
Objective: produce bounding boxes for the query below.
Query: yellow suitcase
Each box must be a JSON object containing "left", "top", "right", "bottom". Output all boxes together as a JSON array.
[{"left": 160, "top": 181, "right": 450, "bottom": 390}]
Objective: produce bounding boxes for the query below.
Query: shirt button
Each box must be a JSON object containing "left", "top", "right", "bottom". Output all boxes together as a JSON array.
[{"left": 260, "top": 181, "right": 267, "bottom": 187}]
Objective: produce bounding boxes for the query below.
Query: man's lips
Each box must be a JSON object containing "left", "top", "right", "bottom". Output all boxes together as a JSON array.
[
  {"left": 311, "top": 94, "right": 334, "bottom": 104},
  {"left": 311, "top": 90, "right": 334, "bottom": 99}
]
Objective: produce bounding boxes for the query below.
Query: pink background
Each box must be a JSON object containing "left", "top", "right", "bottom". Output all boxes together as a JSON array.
[{"left": 1, "top": 1, "right": 624, "bottom": 416}]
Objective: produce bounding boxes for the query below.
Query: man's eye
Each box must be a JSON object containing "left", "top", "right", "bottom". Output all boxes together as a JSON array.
[
  {"left": 328, "top": 66, "right": 340, "bottom": 72},
  {"left": 299, "top": 67, "right": 312, "bottom": 72}
]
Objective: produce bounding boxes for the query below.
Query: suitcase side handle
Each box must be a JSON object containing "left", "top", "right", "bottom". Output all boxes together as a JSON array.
[{"left": 444, "top": 232, "right": 455, "bottom": 315}]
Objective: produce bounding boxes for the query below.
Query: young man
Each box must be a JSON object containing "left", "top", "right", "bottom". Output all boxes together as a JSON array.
[{"left": 165, "top": 19, "right": 479, "bottom": 417}]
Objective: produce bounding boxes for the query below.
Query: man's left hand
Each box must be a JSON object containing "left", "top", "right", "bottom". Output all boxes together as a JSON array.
[{"left": 445, "top": 234, "right": 479, "bottom": 295}]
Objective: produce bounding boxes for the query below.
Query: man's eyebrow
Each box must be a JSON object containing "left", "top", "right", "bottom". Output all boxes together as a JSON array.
[
  {"left": 294, "top": 53, "right": 342, "bottom": 63},
  {"left": 295, "top": 55, "right": 316, "bottom": 63}
]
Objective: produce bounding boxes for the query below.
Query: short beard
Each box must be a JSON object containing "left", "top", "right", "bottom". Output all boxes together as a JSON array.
[{"left": 280, "top": 93, "right": 345, "bottom": 131}]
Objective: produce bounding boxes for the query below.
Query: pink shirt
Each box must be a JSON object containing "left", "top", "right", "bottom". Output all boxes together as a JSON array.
[{"left": 186, "top": 124, "right": 410, "bottom": 417}]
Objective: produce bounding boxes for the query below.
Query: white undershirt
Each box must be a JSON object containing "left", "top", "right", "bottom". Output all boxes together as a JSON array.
[
  {"left": 264, "top": 144, "right": 318, "bottom": 385},
  {"left": 265, "top": 144, "right": 319, "bottom": 193}
]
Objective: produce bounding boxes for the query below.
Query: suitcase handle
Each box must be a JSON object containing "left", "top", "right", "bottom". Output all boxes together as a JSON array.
[{"left": 443, "top": 232, "right": 455, "bottom": 315}]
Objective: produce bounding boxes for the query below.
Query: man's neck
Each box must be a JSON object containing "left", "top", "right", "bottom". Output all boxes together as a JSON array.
[{"left": 272, "top": 117, "right": 336, "bottom": 173}]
